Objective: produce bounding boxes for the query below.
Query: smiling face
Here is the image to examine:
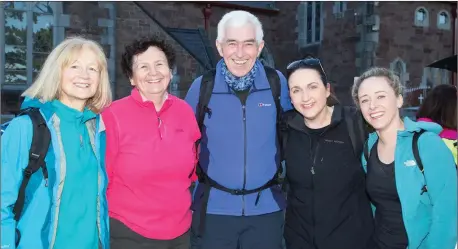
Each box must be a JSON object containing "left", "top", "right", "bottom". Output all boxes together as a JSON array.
[
  {"left": 60, "top": 46, "right": 101, "bottom": 108},
  {"left": 130, "top": 46, "right": 172, "bottom": 99},
  {"left": 216, "top": 23, "right": 264, "bottom": 77},
  {"left": 358, "top": 76, "right": 403, "bottom": 131},
  {"left": 289, "top": 68, "right": 330, "bottom": 121}
]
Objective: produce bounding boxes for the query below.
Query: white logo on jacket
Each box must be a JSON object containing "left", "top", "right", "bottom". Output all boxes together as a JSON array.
[
  {"left": 404, "top": 160, "right": 417, "bottom": 167},
  {"left": 258, "top": 103, "right": 272, "bottom": 107}
]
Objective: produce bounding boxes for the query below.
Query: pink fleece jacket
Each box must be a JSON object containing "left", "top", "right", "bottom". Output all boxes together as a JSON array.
[{"left": 102, "top": 88, "right": 200, "bottom": 240}]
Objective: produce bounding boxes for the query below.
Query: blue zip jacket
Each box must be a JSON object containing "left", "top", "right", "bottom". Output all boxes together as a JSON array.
[
  {"left": 362, "top": 117, "right": 457, "bottom": 249},
  {"left": 185, "top": 59, "right": 292, "bottom": 216},
  {"left": 1, "top": 98, "right": 110, "bottom": 249}
]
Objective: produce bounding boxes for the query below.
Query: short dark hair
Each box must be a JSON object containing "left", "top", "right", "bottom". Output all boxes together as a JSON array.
[
  {"left": 417, "top": 84, "right": 457, "bottom": 130},
  {"left": 121, "top": 36, "right": 176, "bottom": 79}
]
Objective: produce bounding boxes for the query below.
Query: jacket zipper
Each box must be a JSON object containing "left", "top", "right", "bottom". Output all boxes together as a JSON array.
[
  {"left": 309, "top": 137, "right": 321, "bottom": 248},
  {"left": 242, "top": 105, "right": 247, "bottom": 215}
]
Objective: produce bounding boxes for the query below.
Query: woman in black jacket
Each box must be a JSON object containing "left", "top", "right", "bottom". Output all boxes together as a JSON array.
[{"left": 282, "top": 56, "right": 374, "bottom": 249}]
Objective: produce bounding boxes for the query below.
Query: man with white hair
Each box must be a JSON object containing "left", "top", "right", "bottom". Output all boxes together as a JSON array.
[{"left": 185, "top": 10, "right": 292, "bottom": 249}]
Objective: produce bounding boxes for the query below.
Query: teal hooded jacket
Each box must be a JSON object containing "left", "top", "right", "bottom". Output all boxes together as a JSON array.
[
  {"left": 0, "top": 98, "right": 109, "bottom": 249},
  {"left": 362, "top": 117, "right": 457, "bottom": 249}
]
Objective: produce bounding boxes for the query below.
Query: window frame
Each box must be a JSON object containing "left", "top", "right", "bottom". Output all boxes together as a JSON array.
[
  {"left": 298, "top": 1, "right": 324, "bottom": 48},
  {"left": 437, "top": 10, "right": 451, "bottom": 30},
  {"left": 389, "top": 58, "right": 408, "bottom": 92},
  {"left": 333, "top": 1, "right": 347, "bottom": 17},
  {"left": 1, "top": 1, "right": 63, "bottom": 91},
  {"left": 414, "top": 7, "right": 429, "bottom": 27}
]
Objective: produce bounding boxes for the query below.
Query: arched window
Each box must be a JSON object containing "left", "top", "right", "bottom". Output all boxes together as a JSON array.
[
  {"left": 437, "top": 10, "right": 451, "bottom": 30},
  {"left": 414, "top": 7, "right": 429, "bottom": 27},
  {"left": 390, "top": 58, "right": 407, "bottom": 85}
]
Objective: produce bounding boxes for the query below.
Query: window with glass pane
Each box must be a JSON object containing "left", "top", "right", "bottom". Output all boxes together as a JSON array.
[
  {"left": 315, "top": 2, "right": 321, "bottom": 42},
  {"left": 3, "top": 1, "right": 54, "bottom": 86},
  {"left": 5, "top": 5, "right": 27, "bottom": 85},
  {"left": 416, "top": 9, "right": 426, "bottom": 22},
  {"left": 32, "top": 2, "right": 53, "bottom": 80},
  {"left": 306, "top": 3, "right": 312, "bottom": 44},
  {"left": 439, "top": 12, "right": 448, "bottom": 25}
]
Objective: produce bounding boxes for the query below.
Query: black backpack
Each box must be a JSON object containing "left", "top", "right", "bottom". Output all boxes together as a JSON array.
[
  {"left": 363, "top": 130, "right": 429, "bottom": 195},
  {"left": 1, "top": 107, "right": 51, "bottom": 246},
  {"left": 193, "top": 66, "right": 284, "bottom": 235}
]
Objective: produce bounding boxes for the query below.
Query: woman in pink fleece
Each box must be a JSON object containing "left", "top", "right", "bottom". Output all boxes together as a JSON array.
[
  {"left": 417, "top": 84, "right": 457, "bottom": 164},
  {"left": 102, "top": 36, "right": 200, "bottom": 249}
]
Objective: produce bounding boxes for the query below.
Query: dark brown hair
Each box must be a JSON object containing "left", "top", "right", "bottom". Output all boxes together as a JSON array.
[{"left": 417, "top": 84, "right": 457, "bottom": 130}]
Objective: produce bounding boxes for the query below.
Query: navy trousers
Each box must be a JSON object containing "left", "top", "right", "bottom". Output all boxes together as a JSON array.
[{"left": 190, "top": 210, "right": 284, "bottom": 249}]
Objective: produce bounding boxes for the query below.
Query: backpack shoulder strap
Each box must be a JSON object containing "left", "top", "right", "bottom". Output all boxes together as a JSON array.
[
  {"left": 264, "top": 66, "right": 283, "bottom": 167},
  {"left": 264, "top": 66, "right": 281, "bottom": 115},
  {"left": 193, "top": 70, "right": 216, "bottom": 179},
  {"left": 343, "top": 106, "right": 368, "bottom": 160},
  {"left": 412, "top": 129, "right": 427, "bottom": 175},
  {"left": 196, "top": 69, "right": 217, "bottom": 133},
  {"left": 13, "top": 108, "right": 51, "bottom": 222}
]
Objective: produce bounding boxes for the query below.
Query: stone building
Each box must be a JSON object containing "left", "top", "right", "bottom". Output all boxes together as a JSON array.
[{"left": 1, "top": 1, "right": 457, "bottom": 121}]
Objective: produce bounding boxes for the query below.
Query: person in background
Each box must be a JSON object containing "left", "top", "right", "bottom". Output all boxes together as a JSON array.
[
  {"left": 417, "top": 84, "right": 457, "bottom": 164},
  {"left": 1, "top": 36, "right": 112, "bottom": 249},
  {"left": 352, "top": 67, "right": 457, "bottom": 249},
  {"left": 185, "top": 10, "right": 292, "bottom": 249},
  {"left": 282, "top": 56, "right": 374, "bottom": 249},
  {"left": 103, "top": 36, "right": 200, "bottom": 249}
]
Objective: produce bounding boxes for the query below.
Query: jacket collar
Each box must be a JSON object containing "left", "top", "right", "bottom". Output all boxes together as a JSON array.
[
  {"left": 287, "top": 104, "right": 344, "bottom": 133},
  {"left": 212, "top": 59, "right": 271, "bottom": 93},
  {"left": 130, "top": 87, "right": 174, "bottom": 114}
]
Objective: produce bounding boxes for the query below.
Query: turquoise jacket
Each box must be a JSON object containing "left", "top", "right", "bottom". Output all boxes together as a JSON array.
[
  {"left": 0, "top": 98, "right": 109, "bottom": 249},
  {"left": 362, "top": 117, "right": 457, "bottom": 249}
]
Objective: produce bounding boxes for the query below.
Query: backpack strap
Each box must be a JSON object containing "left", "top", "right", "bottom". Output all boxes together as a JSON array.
[
  {"left": 264, "top": 66, "right": 283, "bottom": 168},
  {"left": 412, "top": 129, "right": 428, "bottom": 194},
  {"left": 191, "top": 69, "right": 216, "bottom": 179},
  {"left": 13, "top": 108, "right": 51, "bottom": 222},
  {"left": 196, "top": 69, "right": 217, "bottom": 132}
]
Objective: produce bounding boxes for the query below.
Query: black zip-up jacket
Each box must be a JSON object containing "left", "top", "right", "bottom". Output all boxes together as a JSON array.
[{"left": 283, "top": 105, "right": 374, "bottom": 249}]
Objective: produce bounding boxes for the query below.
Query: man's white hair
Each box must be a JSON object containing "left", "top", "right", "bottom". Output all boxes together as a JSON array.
[{"left": 216, "top": 10, "right": 264, "bottom": 44}]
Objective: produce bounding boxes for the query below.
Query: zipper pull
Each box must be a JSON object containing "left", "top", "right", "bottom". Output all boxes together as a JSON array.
[
  {"left": 255, "top": 191, "right": 262, "bottom": 206},
  {"left": 44, "top": 178, "right": 49, "bottom": 187},
  {"left": 310, "top": 167, "right": 315, "bottom": 175}
]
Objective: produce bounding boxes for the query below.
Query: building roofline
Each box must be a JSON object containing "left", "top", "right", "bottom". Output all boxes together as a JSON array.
[{"left": 190, "top": 1, "right": 280, "bottom": 15}]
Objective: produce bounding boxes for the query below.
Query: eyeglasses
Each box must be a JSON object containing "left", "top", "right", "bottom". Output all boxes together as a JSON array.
[{"left": 286, "top": 57, "right": 327, "bottom": 81}]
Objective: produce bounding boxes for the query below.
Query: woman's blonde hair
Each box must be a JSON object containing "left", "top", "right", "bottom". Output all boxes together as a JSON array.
[{"left": 22, "top": 36, "right": 112, "bottom": 113}]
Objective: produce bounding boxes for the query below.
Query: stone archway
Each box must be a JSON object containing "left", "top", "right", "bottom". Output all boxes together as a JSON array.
[{"left": 259, "top": 45, "right": 275, "bottom": 68}]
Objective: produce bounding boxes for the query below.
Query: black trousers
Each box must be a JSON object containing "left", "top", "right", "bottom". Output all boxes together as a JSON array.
[{"left": 110, "top": 218, "right": 190, "bottom": 249}]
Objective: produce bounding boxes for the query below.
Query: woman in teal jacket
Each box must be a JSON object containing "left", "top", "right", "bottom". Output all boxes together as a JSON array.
[
  {"left": 352, "top": 67, "right": 457, "bottom": 249},
  {"left": 1, "top": 37, "right": 112, "bottom": 249}
]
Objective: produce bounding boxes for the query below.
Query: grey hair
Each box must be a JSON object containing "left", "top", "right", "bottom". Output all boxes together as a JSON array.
[
  {"left": 216, "top": 10, "right": 264, "bottom": 44},
  {"left": 351, "top": 67, "right": 405, "bottom": 106}
]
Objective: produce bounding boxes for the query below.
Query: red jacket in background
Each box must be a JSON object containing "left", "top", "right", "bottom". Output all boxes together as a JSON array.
[{"left": 102, "top": 88, "right": 200, "bottom": 240}]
